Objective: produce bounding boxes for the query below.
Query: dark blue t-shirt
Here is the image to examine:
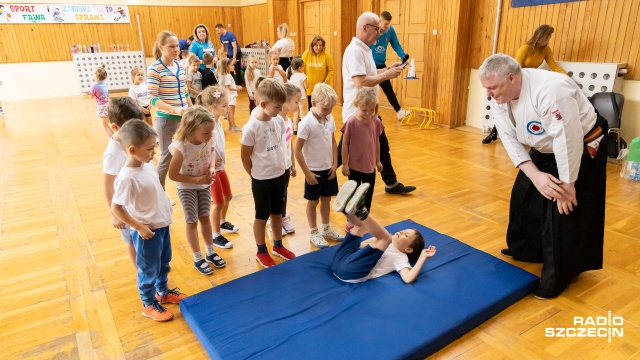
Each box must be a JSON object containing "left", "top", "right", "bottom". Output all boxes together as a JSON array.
[{"left": 219, "top": 31, "right": 241, "bottom": 56}]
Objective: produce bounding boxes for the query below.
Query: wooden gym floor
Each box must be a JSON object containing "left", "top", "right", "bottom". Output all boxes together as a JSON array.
[{"left": 0, "top": 93, "right": 639, "bottom": 359}]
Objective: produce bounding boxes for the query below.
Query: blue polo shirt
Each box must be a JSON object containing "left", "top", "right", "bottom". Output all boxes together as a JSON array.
[
  {"left": 370, "top": 26, "right": 405, "bottom": 66},
  {"left": 189, "top": 41, "right": 215, "bottom": 70},
  {"left": 219, "top": 30, "right": 241, "bottom": 57},
  {"left": 179, "top": 39, "right": 190, "bottom": 52}
]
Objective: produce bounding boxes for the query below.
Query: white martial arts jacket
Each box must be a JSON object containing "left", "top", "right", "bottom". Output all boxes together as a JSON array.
[{"left": 492, "top": 69, "right": 597, "bottom": 183}]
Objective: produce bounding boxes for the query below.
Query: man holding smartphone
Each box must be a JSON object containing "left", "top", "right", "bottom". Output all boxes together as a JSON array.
[
  {"left": 341, "top": 12, "right": 416, "bottom": 195},
  {"left": 371, "top": 11, "right": 407, "bottom": 120}
]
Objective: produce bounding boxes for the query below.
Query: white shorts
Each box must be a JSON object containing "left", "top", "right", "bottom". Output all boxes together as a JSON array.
[{"left": 229, "top": 94, "right": 237, "bottom": 106}]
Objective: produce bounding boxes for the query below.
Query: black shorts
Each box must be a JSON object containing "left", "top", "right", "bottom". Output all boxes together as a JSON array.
[
  {"left": 304, "top": 169, "right": 339, "bottom": 201},
  {"left": 251, "top": 172, "right": 287, "bottom": 220}
]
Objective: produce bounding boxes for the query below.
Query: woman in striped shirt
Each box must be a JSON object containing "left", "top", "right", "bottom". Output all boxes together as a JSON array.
[{"left": 147, "top": 30, "right": 193, "bottom": 188}]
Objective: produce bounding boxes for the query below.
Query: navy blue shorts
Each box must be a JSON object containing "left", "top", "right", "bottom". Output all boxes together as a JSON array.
[
  {"left": 251, "top": 172, "right": 287, "bottom": 220},
  {"left": 304, "top": 169, "right": 339, "bottom": 201},
  {"left": 331, "top": 233, "right": 384, "bottom": 281}
]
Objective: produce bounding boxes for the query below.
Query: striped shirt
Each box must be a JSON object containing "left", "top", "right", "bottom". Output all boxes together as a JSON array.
[{"left": 147, "top": 59, "right": 189, "bottom": 119}]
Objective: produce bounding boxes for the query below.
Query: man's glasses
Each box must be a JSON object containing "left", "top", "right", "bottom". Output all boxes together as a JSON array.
[{"left": 366, "top": 23, "right": 383, "bottom": 35}]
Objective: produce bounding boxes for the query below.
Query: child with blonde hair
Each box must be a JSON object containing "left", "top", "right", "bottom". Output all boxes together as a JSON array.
[
  {"left": 168, "top": 106, "right": 226, "bottom": 275},
  {"left": 287, "top": 57, "right": 308, "bottom": 132},
  {"left": 295, "top": 83, "right": 343, "bottom": 249},
  {"left": 241, "top": 78, "right": 296, "bottom": 268},
  {"left": 129, "top": 67, "right": 153, "bottom": 126},
  {"left": 187, "top": 55, "right": 203, "bottom": 104},
  {"left": 244, "top": 55, "right": 261, "bottom": 113},
  {"left": 196, "top": 86, "right": 240, "bottom": 249},
  {"left": 340, "top": 87, "right": 383, "bottom": 232},
  {"left": 90, "top": 65, "right": 111, "bottom": 137},
  {"left": 218, "top": 58, "right": 243, "bottom": 132},
  {"left": 268, "top": 51, "right": 287, "bottom": 84}
]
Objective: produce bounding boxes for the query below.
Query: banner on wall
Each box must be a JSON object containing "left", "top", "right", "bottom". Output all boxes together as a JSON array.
[
  {"left": 512, "top": 0, "right": 584, "bottom": 7},
  {"left": 0, "top": 3, "right": 130, "bottom": 23}
]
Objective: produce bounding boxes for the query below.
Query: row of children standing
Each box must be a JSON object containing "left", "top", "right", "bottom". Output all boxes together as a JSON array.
[{"left": 101, "top": 29, "right": 385, "bottom": 322}]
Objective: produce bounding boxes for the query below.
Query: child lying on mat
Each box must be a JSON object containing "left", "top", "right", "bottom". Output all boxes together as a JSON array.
[{"left": 331, "top": 180, "right": 436, "bottom": 284}]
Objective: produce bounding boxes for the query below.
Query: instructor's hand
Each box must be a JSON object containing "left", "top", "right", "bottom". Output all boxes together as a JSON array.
[
  {"left": 555, "top": 182, "right": 577, "bottom": 215},
  {"left": 531, "top": 171, "right": 564, "bottom": 201}
]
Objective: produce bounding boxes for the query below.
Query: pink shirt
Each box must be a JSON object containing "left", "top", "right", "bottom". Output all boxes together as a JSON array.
[{"left": 340, "top": 116, "right": 384, "bottom": 173}]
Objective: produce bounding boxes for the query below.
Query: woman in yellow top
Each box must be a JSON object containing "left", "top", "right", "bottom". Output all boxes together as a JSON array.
[
  {"left": 483, "top": 24, "right": 566, "bottom": 144},
  {"left": 301, "top": 35, "right": 335, "bottom": 111}
]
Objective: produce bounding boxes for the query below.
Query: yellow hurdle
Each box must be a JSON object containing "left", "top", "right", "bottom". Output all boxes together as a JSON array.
[{"left": 401, "top": 107, "right": 438, "bottom": 130}]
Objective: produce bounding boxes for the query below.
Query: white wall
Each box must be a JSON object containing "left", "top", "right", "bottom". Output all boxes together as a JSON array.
[
  {"left": 0, "top": 58, "right": 156, "bottom": 100},
  {"left": 465, "top": 68, "right": 640, "bottom": 141}
]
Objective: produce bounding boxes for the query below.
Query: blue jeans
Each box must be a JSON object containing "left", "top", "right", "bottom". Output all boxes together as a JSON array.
[{"left": 131, "top": 226, "right": 172, "bottom": 306}]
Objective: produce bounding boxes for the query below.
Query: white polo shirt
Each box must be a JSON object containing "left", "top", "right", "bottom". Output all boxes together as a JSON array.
[
  {"left": 492, "top": 68, "right": 596, "bottom": 183},
  {"left": 297, "top": 111, "right": 336, "bottom": 171},
  {"left": 342, "top": 37, "right": 380, "bottom": 122}
]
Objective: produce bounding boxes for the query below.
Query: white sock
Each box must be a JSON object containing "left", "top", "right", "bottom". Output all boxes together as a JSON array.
[
  {"left": 220, "top": 219, "right": 226, "bottom": 225},
  {"left": 212, "top": 232, "right": 221, "bottom": 238},
  {"left": 322, "top": 223, "right": 330, "bottom": 231},
  {"left": 205, "top": 244, "right": 215, "bottom": 256},
  {"left": 310, "top": 227, "right": 319, "bottom": 234},
  {"left": 194, "top": 251, "right": 204, "bottom": 262}
]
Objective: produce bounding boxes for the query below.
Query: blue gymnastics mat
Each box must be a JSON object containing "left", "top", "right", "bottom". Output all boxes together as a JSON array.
[{"left": 180, "top": 220, "right": 539, "bottom": 360}]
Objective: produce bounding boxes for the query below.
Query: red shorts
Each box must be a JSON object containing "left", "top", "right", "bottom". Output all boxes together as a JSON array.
[{"left": 210, "top": 170, "right": 232, "bottom": 205}]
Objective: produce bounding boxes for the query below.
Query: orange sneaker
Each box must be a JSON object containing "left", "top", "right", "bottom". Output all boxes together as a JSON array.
[
  {"left": 155, "top": 288, "right": 187, "bottom": 304},
  {"left": 142, "top": 302, "right": 174, "bottom": 322}
]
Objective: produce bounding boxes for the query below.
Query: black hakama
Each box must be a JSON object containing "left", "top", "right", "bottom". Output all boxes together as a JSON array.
[{"left": 505, "top": 116, "right": 608, "bottom": 296}]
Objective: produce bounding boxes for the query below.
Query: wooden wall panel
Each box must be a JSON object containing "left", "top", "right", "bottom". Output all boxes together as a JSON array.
[
  {"left": 0, "top": 5, "right": 243, "bottom": 63},
  {"left": 241, "top": 4, "right": 270, "bottom": 46},
  {"left": 468, "top": 0, "right": 640, "bottom": 80}
]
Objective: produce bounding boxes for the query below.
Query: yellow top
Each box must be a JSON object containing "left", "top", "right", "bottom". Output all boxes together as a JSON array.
[
  {"left": 515, "top": 44, "right": 567, "bottom": 75},
  {"left": 301, "top": 49, "right": 334, "bottom": 96}
]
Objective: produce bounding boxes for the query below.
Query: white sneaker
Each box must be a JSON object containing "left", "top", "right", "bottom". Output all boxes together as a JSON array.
[
  {"left": 169, "top": 198, "right": 176, "bottom": 206},
  {"left": 310, "top": 232, "right": 329, "bottom": 248},
  {"left": 396, "top": 108, "right": 408, "bottom": 120},
  {"left": 282, "top": 215, "right": 295, "bottom": 234},
  {"left": 322, "top": 227, "right": 345, "bottom": 242},
  {"left": 333, "top": 180, "right": 358, "bottom": 213}
]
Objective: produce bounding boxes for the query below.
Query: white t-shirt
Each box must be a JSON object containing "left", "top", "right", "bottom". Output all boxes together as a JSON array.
[
  {"left": 212, "top": 119, "right": 226, "bottom": 171},
  {"left": 245, "top": 69, "right": 262, "bottom": 97},
  {"left": 297, "top": 111, "right": 336, "bottom": 171},
  {"left": 289, "top": 72, "right": 307, "bottom": 95},
  {"left": 492, "top": 69, "right": 596, "bottom": 183},
  {"left": 112, "top": 164, "right": 173, "bottom": 229},
  {"left": 273, "top": 38, "right": 295, "bottom": 58},
  {"left": 219, "top": 73, "right": 237, "bottom": 105},
  {"left": 342, "top": 37, "right": 379, "bottom": 122},
  {"left": 342, "top": 243, "right": 412, "bottom": 283},
  {"left": 241, "top": 116, "right": 286, "bottom": 180},
  {"left": 280, "top": 115, "right": 294, "bottom": 169},
  {"left": 103, "top": 137, "right": 127, "bottom": 176},
  {"left": 168, "top": 139, "right": 214, "bottom": 189},
  {"left": 269, "top": 64, "right": 286, "bottom": 83},
  {"left": 128, "top": 83, "right": 150, "bottom": 107}
]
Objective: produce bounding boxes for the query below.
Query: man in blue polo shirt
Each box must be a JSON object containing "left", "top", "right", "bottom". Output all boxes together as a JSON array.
[
  {"left": 371, "top": 11, "right": 406, "bottom": 120},
  {"left": 178, "top": 36, "right": 193, "bottom": 59},
  {"left": 215, "top": 24, "right": 243, "bottom": 85}
]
